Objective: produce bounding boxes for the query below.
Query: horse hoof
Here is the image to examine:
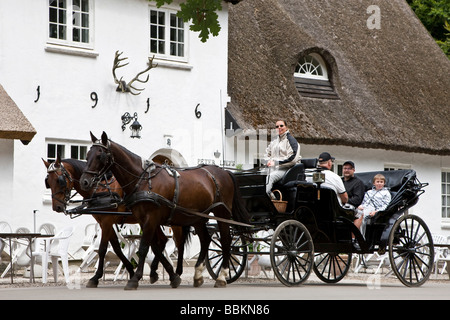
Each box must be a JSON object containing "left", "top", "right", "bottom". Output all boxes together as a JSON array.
[
  {"left": 214, "top": 280, "right": 227, "bottom": 288},
  {"left": 170, "top": 275, "right": 181, "bottom": 288},
  {"left": 150, "top": 274, "right": 159, "bottom": 284},
  {"left": 86, "top": 279, "right": 99, "bottom": 288},
  {"left": 193, "top": 277, "right": 204, "bottom": 288},
  {"left": 124, "top": 280, "right": 139, "bottom": 290}
]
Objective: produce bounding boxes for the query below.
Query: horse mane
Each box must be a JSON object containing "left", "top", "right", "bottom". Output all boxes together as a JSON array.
[
  {"left": 110, "top": 139, "right": 143, "bottom": 166},
  {"left": 62, "top": 158, "right": 87, "bottom": 178}
]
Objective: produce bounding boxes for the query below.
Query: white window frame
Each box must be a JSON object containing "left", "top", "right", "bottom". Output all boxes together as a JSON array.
[
  {"left": 47, "top": 0, "right": 95, "bottom": 50},
  {"left": 384, "top": 163, "right": 412, "bottom": 171},
  {"left": 149, "top": 6, "right": 188, "bottom": 63},
  {"left": 294, "top": 53, "right": 328, "bottom": 81},
  {"left": 442, "top": 169, "right": 450, "bottom": 221},
  {"left": 46, "top": 139, "right": 90, "bottom": 163}
]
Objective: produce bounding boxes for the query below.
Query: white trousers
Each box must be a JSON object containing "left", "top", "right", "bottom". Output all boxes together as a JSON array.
[{"left": 266, "top": 167, "right": 289, "bottom": 195}]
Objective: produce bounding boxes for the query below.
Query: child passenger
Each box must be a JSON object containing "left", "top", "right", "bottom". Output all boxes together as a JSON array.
[{"left": 354, "top": 174, "right": 391, "bottom": 236}]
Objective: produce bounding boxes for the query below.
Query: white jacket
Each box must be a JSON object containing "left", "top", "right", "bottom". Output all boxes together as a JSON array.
[{"left": 265, "top": 131, "right": 301, "bottom": 168}]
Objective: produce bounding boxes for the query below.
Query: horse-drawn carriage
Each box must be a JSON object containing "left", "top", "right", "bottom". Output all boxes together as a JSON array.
[
  {"left": 206, "top": 158, "right": 434, "bottom": 287},
  {"left": 46, "top": 132, "right": 434, "bottom": 289}
]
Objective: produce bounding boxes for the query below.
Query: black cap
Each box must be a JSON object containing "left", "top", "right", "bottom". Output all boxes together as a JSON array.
[
  {"left": 343, "top": 160, "right": 355, "bottom": 168},
  {"left": 318, "top": 152, "right": 335, "bottom": 162}
]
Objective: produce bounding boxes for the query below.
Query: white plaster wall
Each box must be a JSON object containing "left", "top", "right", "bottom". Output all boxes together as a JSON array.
[{"left": 0, "top": 0, "right": 230, "bottom": 255}]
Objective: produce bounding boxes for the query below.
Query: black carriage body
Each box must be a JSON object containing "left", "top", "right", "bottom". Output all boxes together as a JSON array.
[{"left": 235, "top": 161, "right": 426, "bottom": 255}]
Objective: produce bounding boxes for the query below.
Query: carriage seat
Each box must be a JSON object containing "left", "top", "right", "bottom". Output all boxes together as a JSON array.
[
  {"left": 272, "top": 158, "right": 318, "bottom": 213},
  {"left": 275, "top": 158, "right": 318, "bottom": 188},
  {"left": 355, "top": 169, "right": 415, "bottom": 193},
  {"left": 354, "top": 169, "right": 417, "bottom": 213}
]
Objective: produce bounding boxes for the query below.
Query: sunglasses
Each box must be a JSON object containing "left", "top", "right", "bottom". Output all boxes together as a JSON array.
[{"left": 275, "top": 124, "right": 284, "bottom": 128}]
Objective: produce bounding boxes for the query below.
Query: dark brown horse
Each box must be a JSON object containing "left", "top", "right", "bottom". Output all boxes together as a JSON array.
[
  {"left": 43, "top": 155, "right": 189, "bottom": 287},
  {"left": 80, "top": 132, "right": 250, "bottom": 290}
]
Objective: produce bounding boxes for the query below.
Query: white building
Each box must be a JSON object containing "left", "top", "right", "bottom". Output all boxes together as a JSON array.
[
  {"left": 0, "top": 0, "right": 232, "bottom": 254},
  {"left": 226, "top": 0, "right": 450, "bottom": 239}
]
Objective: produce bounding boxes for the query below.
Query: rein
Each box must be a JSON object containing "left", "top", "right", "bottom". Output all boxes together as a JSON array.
[{"left": 90, "top": 140, "right": 251, "bottom": 227}]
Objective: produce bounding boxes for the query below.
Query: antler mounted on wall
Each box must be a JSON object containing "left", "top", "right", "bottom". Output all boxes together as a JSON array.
[{"left": 112, "top": 50, "right": 157, "bottom": 95}]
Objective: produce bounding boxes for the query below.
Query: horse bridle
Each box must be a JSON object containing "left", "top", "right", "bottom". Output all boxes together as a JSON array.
[
  {"left": 83, "top": 141, "right": 115, "bottom": 184},
  {"left": 85, "top": 140, "right": 151, "bottom": 191},
  {"left": 45, "top": 162, "right": 75, "bottom": 207}
]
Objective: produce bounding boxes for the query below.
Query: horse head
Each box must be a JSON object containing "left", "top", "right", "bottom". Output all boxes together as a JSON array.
[
  {"left": 80, "top": 131, "right": 113, "bottom": 191},
  {"left": 43, "top": 154, "right": 73, "bottom": 213}
]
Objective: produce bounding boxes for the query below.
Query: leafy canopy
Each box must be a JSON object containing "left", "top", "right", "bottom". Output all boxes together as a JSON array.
[
  {"left": 406, "top": 0, "right": 450, "bottom": 58},
  {"left": 151, "top": 0, "right": 224, "bottom": 42}
]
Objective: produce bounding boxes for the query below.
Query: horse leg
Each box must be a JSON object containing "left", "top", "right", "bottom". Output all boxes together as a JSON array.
[
  {"left": 151, "top": 239, "right": 181, "bottom": 288},
  {"left": 192, "top": 223, "right": 211, "bottom": 287},
  {"left": 124, "top": 235, "right": 148, "bottom": 290},
  {"left": 109, "top": 232, "right": 135, "bottom": 280},
  {"left": 149, "top": 227, "right": 168, "bottom": 284},
  {"left": 214, "top": 221, "right": 231, "bottom": 288},
  {"left": 86, "top": 237, "right": 108, "bottom": 288}
]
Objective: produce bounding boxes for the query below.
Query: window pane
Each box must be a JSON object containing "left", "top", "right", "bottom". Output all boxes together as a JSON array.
[
  {"left": 158, "top": 41, "right": 165, "bottom": 54},
  {"left": 47, "top": 144, "right": 56, "bottom": 159},
  {"left": 151, "top": 25, "right": 157, "bottom": 38},
  {"left": 49, "top": 24, "right": 58, "bottom": 38},
  {"left": 73, "top": 28, "right": 80, "bottom": 42},
  {"left": 158, "top": 12, "right": 165, "bottom": 24},
  {"left": 82, "top": 13, "right": 89, "bottom": 27},
  {"left": 57, "top": 145, "right": 65, "bottom": 158},
  {"left": 59, "top": 25, "right": 66, "bottom": 39},
  {"left": 81, "top": 0, "right": 89, "bottom": 12},
  {"left": 50, "top": 7, "right": 58, "bottom": 22},
  {"left": 73, "top": 11, "right": 80, "bottom": 27},
  {"left": 71, "top": 145, "right": 79, "bottom": 159},
  {"left": 81, "top": 29, "right": 89, "bottom": 43},
  {"left": 80, "top": 146, "right": 87, "bottom": 160}
]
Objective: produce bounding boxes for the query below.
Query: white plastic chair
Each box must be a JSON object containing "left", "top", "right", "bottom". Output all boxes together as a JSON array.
[
  {"left": 0, "top": 221, "right": 12, "bottom": 263},
  {"left": 38, "top": 223, "right": 56, "bottom": 236},
  {"left": 1, "top": 227, "right": 32, "bottom": 278},
  {"left": 31, "top": 226, "right": 73, "bottom": 283},
  {"left": 432, "top": 234, "right": 449, "bottom": 275},
  {"left": 77, "top": 223, "right": 102, "bottom": 272}
]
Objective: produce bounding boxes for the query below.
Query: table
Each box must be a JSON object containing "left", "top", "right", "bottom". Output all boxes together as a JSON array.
[{"left": 0, "top": 233, "right": 53, "bottom": 284}]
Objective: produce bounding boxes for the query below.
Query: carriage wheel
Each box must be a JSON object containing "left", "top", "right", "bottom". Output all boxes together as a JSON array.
[
  {"left": 313, "top": 252, "right": 352, "bottom": 283},
  {"left": 270, "top": 220, "right": 314, "bottom": 286},
  {"left": 206, "top": 230, "right": 247, "bottom": 284},
  {"left": 388, "top": 214, "right": 434, "bottom": 287}
]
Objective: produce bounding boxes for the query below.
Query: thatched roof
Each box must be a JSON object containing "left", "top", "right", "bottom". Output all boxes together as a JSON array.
[
  {"left": 0, "top": 84, "right": 36, "bottom": 144},
  {"left": 227, "top": 0, "right": 450, "bottom": 155}
]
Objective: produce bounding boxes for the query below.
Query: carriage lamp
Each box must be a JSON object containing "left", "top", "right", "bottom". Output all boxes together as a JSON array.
[{"left": 121, "top": 112, "right": 142, "bottom": 138}]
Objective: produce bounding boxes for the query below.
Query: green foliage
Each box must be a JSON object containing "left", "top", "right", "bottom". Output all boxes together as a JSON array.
[
  {"left": 406, "top": 0, "right": 450, "bottom": 58},
  {"left": 150, "top": 0, "right": 224, "bottom": 42}
]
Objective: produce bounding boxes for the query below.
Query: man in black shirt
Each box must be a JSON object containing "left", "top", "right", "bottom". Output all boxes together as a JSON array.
[{"left": 342, "top": 161, "right": 365, "bottom": 209}]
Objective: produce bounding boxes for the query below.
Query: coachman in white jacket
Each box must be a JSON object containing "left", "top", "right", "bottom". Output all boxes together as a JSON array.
[{"left": 264, "top": 120, "right": 301, "bottom": 199}]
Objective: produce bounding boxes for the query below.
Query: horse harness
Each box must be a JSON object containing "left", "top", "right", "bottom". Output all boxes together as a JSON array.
[
  {"left": 46, "top": 162, "right": 75, "bottom": 206},
  {"left": 87, "top": 140, "right": 251, "bottom": 227},
  {"left": 123, "top": 162, "right": 236, "bottom": 225}
]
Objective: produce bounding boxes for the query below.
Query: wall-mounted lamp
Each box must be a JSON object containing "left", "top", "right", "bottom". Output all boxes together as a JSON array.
[
  {"left": 121, "top": 112, "right": 142, "bottom": 138},
  {"left": 214, "top": 150, "right": 221, "bottom": 159}
]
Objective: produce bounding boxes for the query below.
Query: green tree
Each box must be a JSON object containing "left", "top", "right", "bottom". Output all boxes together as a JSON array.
[
  {"left": 406, "top": 0, "right": 450, "bottom": 58},
  {"left": 151, "top": 0, "right": 235, "bottom": 42}
]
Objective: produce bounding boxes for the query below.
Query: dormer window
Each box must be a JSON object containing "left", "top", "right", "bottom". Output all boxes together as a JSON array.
[
  {"left": 295, "top": 53, "right": 328, "bottom": 80},
  {"left": 294, "top": 52, "right": 338, "bottom": 99}
]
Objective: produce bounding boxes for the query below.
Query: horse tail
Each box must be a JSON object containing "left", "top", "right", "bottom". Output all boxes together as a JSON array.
[
  {"left": 227, "top": 171, "right": 251, "bottom": 233},
  {"left": 182, "top": 225, "right": 192, "bottom": 250}
]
